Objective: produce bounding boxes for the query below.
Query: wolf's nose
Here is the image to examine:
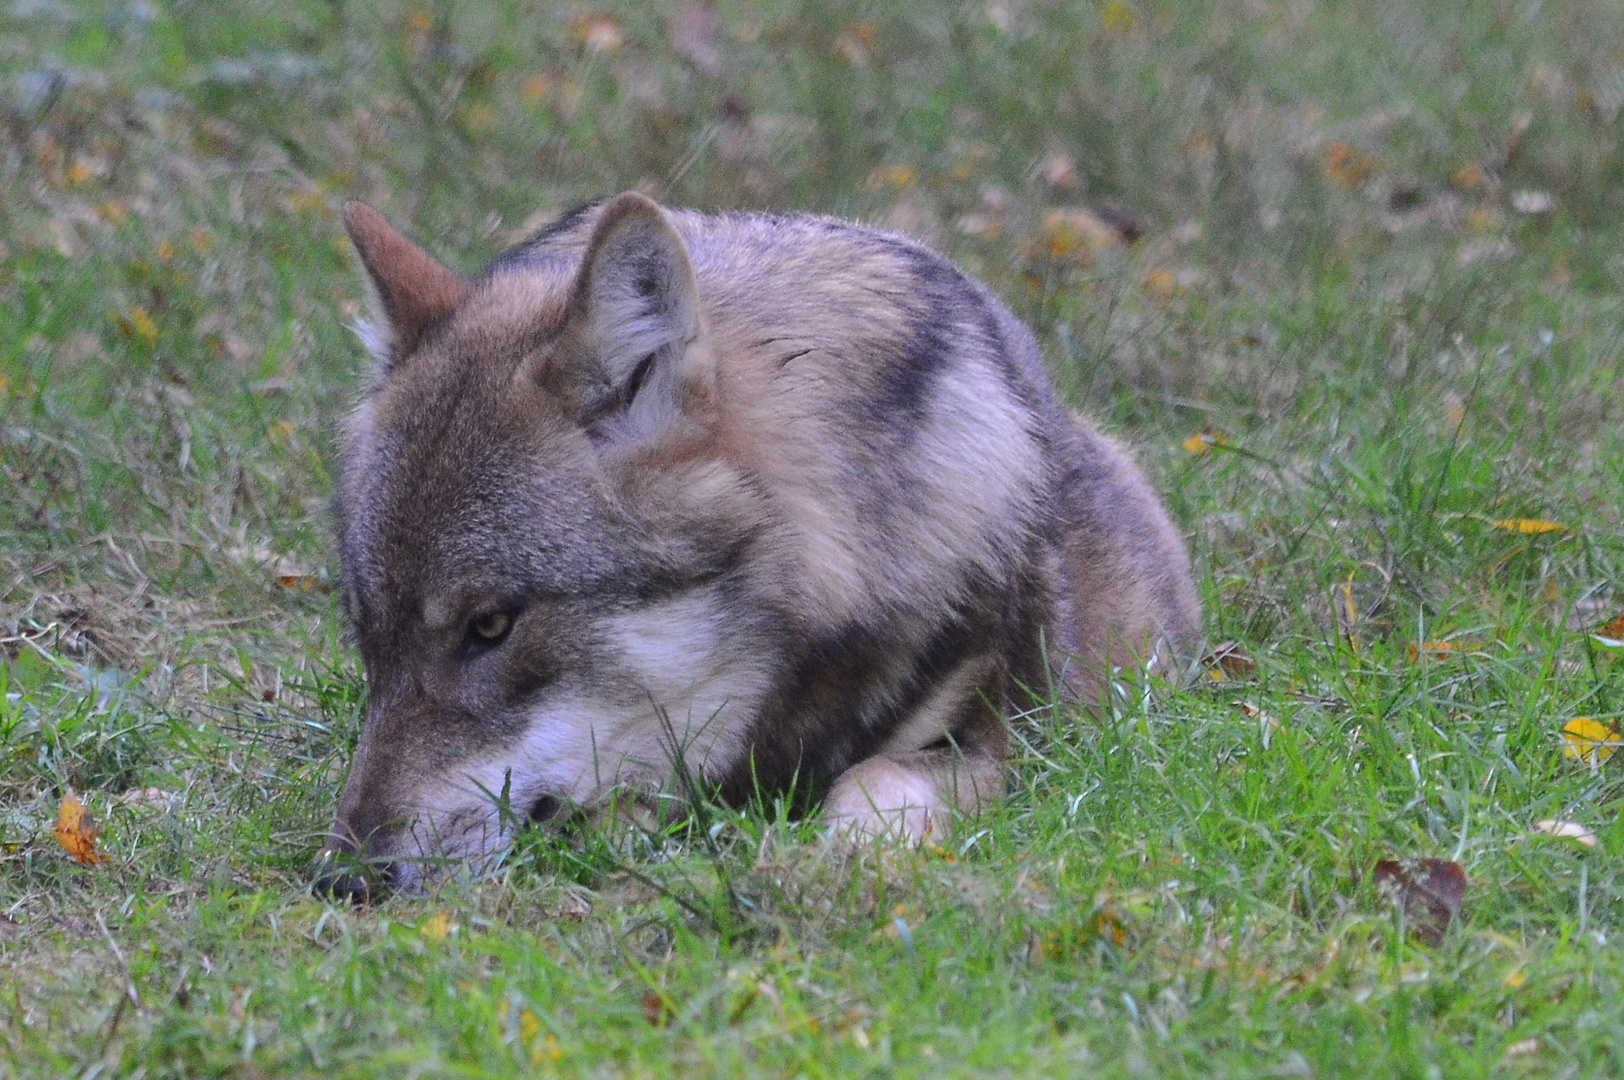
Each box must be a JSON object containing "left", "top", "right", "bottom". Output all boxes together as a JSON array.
[{"left": 311, "top": 847, "right": 395, "bottom": 903}]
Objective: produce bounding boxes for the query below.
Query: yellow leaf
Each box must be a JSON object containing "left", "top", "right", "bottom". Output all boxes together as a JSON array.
[
  {"left": 1101, "top": 0, "right": 1136, "bottom": 33},
  {"left": 112, "top": 306, "right": 158, "bottom": 347},
  {"left": 866, "top": 164, "right": 916, "bottom": 190},
  {"left": 1503, "top": 969, "right": 1526, "bottom": 988},
  {"left": 156, "top": 241, "right": 175, "bottom": 262},
  {"left": 52, "top": 794, "right": 108, "bottom": 866},
  {"left": 1143, "top": 266, "right": 1178, "bottom": 300},
  {"left": 1182, "top": 430, "right": 1228, "bottom": 455},
  {"left": 1561, "top": 718, "right": 1620, "bottom": 766},
  {"left": 533, "top": 1032, "right": 563, "bottom": 1063},
  {"left": 1492, "top": 518, "right": 1567, "bottom": 534},
  {"left": 519, "top": 1008, "right": 542, "bottom": 1043},
  {"left": 420, "top": 910, "right": 452, "bottom": 940}
]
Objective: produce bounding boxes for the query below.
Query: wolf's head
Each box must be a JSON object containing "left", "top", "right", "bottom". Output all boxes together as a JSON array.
[{"left": 316, "top": 194, "right": 771, "bottom": 897}]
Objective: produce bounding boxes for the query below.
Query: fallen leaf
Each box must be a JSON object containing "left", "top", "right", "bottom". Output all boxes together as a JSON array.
[
  {"left": 1182, "top": 430, "right": 1228, "bottom": 455},
  {"left": 1407, "top": 639, "right": 1478, "bottom": 662},
  {"left": 1560, "top": 718, "right": 1620, "bottom": 767},
  {"left": 111, "top": 306, "right": 158, "bottom": 347},
  {"left": 52, "top": 794, "right": 109, "bottom": 866},
  {"left": 1591, "top": 613, "right": 1624, "bottom": 648},
  {"left": 1031, "top": 207, "right": 1129, "bottom": 265},
  {"left": 420, "top": 910, "right": 453, "bottom": 940},
  {"left": 1100, "top": 0, "right": 1136, "bottom": 33},
  {"left": 1143, "top": 266, "right": 1179, "bottom": 301},
  {"left": 1324, "top": 141, "right": 1380, "bottom": 189},
  {"left": 1373, "top": 857, "right": 1466, "bottom": 945},
  {"left": 1492, "top": 517, "right": 1566, "bottom": 534},
  {"left": 518, "top": 1008, "right": 542, "bottom": 1043},
  {"left": 1094, "top": 902, "right": 1126, "bottom": 946},
  {"left": 1203, "top": 641, "right": 1256, "bottom": 680},
  {"left": 642, "top": 988, "right": 674, "bottom": 1026},
  {"left": 1450, "top": 162, "right": 1487, "bottom": 190},
  {"left": 1531, "top": 819, "right": 1597, "bottom": 848}
]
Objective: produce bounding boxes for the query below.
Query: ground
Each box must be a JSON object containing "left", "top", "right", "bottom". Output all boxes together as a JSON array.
[{"left": 2, "top": 1, "right": 1623, "bottom": 1076}]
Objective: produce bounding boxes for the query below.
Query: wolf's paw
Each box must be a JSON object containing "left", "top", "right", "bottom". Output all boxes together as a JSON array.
[{"left": 822, "top": 757, "right": 945, "bottom": 845}]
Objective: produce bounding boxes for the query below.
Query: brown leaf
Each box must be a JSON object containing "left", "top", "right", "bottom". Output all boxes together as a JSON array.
[
  {"left": 1203, "top": 641, "right": 1255, "bottom": 680},
  {"left": 1373, "top": 858, "right": 1466, "bottom": 945},
  {"left": 642, "top": 988, "right": 674, "bottom": 1027}
]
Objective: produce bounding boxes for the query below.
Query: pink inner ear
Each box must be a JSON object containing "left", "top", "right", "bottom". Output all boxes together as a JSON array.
[{"left": 344, "top": 202, "right": 469, "bottom": 355}]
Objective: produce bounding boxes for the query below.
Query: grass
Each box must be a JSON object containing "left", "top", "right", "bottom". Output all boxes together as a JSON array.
[{"left": 3, "top": 0, "right": 1624, "bottom": 1075}]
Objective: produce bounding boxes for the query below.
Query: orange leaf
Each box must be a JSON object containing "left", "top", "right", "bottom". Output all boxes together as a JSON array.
[
  {"left": 1182, "top": 430, "right": 1228, "bottom": 455},
  {"left": 1324, "top": 142, "right": 1379, "bottom": 189},
  {"left": 52, "top": 794, "right": 108, "bottom": 865},
  {"left": 1593, "top": 613, "right": 1624, "bottom": 647},
  {"left": 1407, "top": 639, "right": 1479, "bottom": 662}
]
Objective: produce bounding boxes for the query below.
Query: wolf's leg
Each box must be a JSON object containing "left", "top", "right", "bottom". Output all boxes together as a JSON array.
[{"left": 823, "top": 746, "right": 1004, "bottom": 844}]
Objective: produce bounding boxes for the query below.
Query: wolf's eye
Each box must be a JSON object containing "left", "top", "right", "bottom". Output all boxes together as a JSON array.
[{"left": 468, "top": 611, "right": 513, "bottom": 644}]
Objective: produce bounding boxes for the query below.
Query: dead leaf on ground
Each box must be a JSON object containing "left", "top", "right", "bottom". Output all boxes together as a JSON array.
[
  {"left": 1027, "top": 207, "right": 1132, "bottom": 267},
  {"left": 642, "top": 988, "right": 674, "bottom": 1026},
  {"left": 1491, "top": 517, "right": 1567, "bottom": 535},
  {"left": 1560, "top": 718, "right": 1620, "bottom": 767},
  {"left": 1373, "top": 857, "right": 1466, "bottom": 945},
  {"left": 1530, "top": 819, "right": 1597, "bottom": 848},
  {"left": 52, "top": 793, "right": 109, "bottom": 866},
  {"left": 1590, "top": 613, "right": 1624, "bottom": 648},
  {"left": 1324, "top": 141, "right": 1380, "bottom": 189},
  {"left": 1203, "top": 641, "right": 1256, "bottom": 680},
  {"left": 1406, "top": 639, "right": 1479, "bottom": 662},
  {"left": 1182, "top": 429, "right": 1228, "bottom": 455}
]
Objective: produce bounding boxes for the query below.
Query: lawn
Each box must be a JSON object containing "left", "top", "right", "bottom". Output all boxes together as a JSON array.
[{"left": 3, "top": 1, "right": 1623, "bottom": 1076}]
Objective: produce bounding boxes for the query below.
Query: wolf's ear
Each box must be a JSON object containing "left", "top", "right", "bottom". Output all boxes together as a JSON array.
[
  {"left": 550, "top": 192, "right": 713, "bottom": 443},
  {"left": 343, "top": 202, "right": 469, "bottom": 371}
]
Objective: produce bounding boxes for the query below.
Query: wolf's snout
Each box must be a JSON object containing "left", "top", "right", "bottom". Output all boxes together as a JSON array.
[
  {"left": 310, "top": 839, "right": 398, "bottom": 903},
  {"left": 310, "top": 825, "right": 402, "bottom": 902}
]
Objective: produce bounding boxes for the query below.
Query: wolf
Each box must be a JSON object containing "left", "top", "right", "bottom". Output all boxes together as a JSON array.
[{"left": 314, "top": 192, "right": 1199, "bottom": 898}]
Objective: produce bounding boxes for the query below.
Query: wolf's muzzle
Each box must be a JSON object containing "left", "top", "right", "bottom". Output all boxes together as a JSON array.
[{"left": 310, "top": 842, "right": 397, "bottom": 904}]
